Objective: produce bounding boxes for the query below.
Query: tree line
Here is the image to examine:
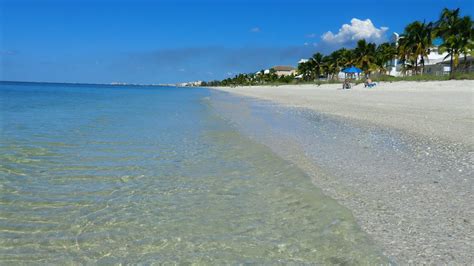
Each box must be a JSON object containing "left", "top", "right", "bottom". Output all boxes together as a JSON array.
[
  {"left": 203, "top": 8, "right": 472, "bottom": 86},
  {"left": 203, "top": 68, "right": 296, "bottom": 87}
]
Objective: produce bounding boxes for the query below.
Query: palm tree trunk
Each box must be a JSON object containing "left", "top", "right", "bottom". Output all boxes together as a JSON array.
[
  {"left": 421, "top": 56, "right": 424, "bottom": 76},
  {"left": 464, "top": 53, "right": 468, "bottom": 72},
  {"left": 449, "top": 54, "right": 454, "bottom": 79}
]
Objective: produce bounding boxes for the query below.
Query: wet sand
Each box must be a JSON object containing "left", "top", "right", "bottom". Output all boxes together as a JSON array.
[{"left": 210, "top": 81, "right": 474, "bottom": 264}]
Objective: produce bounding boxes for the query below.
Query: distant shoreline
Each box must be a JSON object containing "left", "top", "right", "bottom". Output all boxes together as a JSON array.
[{"left": 0, "top": 80, "right": 176, "bottom": 88}]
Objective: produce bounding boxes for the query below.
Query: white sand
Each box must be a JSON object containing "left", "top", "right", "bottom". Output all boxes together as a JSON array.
[{"left": 213, "top": 80, "right": 474, "bottom": 147}]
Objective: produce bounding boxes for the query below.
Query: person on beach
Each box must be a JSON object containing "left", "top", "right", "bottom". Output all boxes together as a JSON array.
[
  {"left": 343, "top": 79, "right": 351, "bottom": 89},
  {"left": 364, "top": 78, "right": 376, "bottom": 88}
]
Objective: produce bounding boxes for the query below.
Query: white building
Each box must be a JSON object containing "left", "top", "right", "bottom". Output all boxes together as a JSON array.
[
  {"left": 388, "top": 32, "right": 451, "bottom": 76},
  {"left": 271, "top": 65, "right": 297, "bottom": 76},
  {"left": 176, "top": 81, "right": 203, "bottom": 87}
]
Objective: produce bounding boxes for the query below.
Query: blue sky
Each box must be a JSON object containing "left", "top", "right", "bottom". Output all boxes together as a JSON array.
[{"left": 1, "top": 0, "right": 472, "bottom": 84}]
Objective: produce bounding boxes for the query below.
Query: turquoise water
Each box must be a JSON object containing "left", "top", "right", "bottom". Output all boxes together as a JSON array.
[{"left": 0, "top": 82, "right": 386, "bottom": 264}]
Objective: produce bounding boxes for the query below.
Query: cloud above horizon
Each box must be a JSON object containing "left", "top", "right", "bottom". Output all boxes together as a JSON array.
[
  {"left": 321, "top": 18, "right": 388, "bottom": 46},
  {"left": 0, "top": 50, "right": 18, "bottom": 56},
  {"left": 250, "top": 27, "right": 261, "bottom": 33}
]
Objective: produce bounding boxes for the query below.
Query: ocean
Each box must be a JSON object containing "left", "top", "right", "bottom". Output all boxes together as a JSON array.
[{"left": 0, "top": 82, "right": 386, "bottom": 263}]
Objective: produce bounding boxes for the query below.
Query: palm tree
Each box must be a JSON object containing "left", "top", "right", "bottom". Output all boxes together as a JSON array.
[
  {"left": 399, "top": 21, "right": 433, "bottom": 75},
  {"left": 322, "top": 55, "right": 332, "bottom": 79},
  {"left": 435, "top": 8, "right": 473, "bottom": 78},
  {"left": 339, "top": 48, "right": 354, "bottom": 68},
  {"left": 311, "top": 52, "right": 325, "bottom": 80},
  {"left": 321, "top": 48, "right": 353, "bottom": 80},
  {"left": 375, "top": 42, "right": 397, "bottom": 75},
  {"left": 353, "top": 39, "right": 377, "bottom": 77},
  {"left": 458, "top": 16, "right": 474, "bottom": 72},
  {"left": 324, "top": 52, "right": 338, "bottom": 80},
  {"left": 297, "top": 61, "right": 313, "bottom": 81},
  {"left": 397, "top": 36, "right": 411, "bottom": 76}
]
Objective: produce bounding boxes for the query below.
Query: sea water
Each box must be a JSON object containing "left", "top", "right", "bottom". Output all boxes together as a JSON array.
[{"left": 0, "top": 82, "right": 387, "bottom": 264}]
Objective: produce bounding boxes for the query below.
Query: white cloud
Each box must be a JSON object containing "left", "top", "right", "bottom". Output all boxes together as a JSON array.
[
  {"left": 321, "top": 18, "right": 388, "bottom": 45},
  {"left": 0, "top": 50, "right": 17, "bottom": 55},
  {"left": 250, "top": 27, "right": 260, "bottom": 33}
]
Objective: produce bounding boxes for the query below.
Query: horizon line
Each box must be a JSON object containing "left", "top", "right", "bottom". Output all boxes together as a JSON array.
[{"left": 0, "top": 80, "right": 179, "bottom": 87}]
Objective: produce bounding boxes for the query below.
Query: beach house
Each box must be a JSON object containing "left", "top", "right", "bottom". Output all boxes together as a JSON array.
[{"left": 271, "top": 66, "right": 297, "bottom": 76}]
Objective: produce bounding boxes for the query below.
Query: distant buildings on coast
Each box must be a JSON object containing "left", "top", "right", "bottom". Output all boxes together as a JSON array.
[
  {"left": 262, "top": 66, "right": 297, "bottom": 77},
  {"left": 175, "top": 80, "right": 204, "bottom": 87}
]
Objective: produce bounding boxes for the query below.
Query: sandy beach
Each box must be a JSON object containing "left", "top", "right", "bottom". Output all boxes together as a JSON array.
[
  {"left": 211, "top": 80, "right": 474, "bottom": 264},
  {"left": 214, "top": 80, "right": 474, "bottom": 147}
]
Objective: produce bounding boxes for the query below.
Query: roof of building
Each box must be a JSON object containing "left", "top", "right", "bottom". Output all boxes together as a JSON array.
[
  {"left": 434, "top": 55, "right": 473, "bottom": 65},
  {"left": 271, "top": 65, "right": 296, "bottom": 71}
]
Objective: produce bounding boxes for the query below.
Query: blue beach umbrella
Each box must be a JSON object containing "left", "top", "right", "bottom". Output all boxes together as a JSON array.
[
  {"left": 342, "top": 66, "right": 362, "bottom": 73},
  {"left": 342, "top": 66, "right": 363, "bottom": 81}
]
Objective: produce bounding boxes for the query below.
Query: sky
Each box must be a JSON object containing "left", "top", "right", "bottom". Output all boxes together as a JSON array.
[{"left": 0, "top": 0, "right": 472, "bottom": 84}]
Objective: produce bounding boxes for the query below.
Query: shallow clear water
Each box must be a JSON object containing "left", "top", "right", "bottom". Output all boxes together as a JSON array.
[{"left": 0, "top": 82, "right": 386, "bottom": 263}]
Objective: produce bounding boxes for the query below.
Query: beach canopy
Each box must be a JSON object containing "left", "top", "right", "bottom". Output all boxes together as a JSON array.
[{"left": 342, "top": 66, "right": 362, "bottom": 73}]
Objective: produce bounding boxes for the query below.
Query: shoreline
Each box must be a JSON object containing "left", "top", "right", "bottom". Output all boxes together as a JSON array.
[
  {"left": 211, "top": 80, "right": 474, "bottom": 147},
  {"left": 209, "top": 81, "right": 474, "bottom": 264}
]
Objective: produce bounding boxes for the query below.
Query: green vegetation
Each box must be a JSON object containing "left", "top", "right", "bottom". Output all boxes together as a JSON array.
[
  {"left": 204, "top": 8, "right": 472, "bottom": 87},
  {"left": 398, "top": 21, "right": 434, "bottom": 75},
  {"left": 435, "top": 8, "right": 474, "bottom": 78},
  {"left": 202, "top": 69, "right": 297, "bottom": 87},
  {"left": 372, "top": 72, "right": 474, "bottom": 82}
]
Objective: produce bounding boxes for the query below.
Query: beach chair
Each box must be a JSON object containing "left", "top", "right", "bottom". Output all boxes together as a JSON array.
[
  {"left": 365, "top": 82, "right": 377, "bottom": 88},
  {"left": 364, "top": 79, "right": 377, "bottom": 88}
]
